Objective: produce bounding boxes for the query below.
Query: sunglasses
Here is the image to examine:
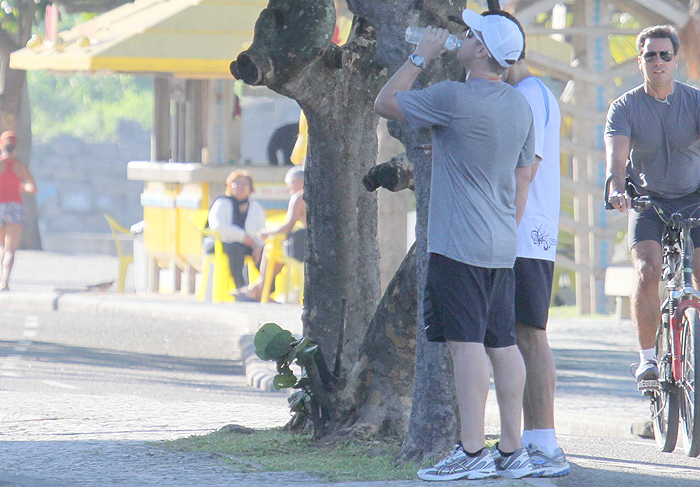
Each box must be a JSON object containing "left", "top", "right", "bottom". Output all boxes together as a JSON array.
[
  {"left": 465, "top": 27, "right": 517, "bottom": 66},
  {"left": 642, "top": 50, "right": 674, "bottom": 63}
]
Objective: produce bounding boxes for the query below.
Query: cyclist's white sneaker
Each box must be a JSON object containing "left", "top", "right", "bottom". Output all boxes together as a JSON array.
[
  {"left": 527, "top": 446, "right": 571, "bottom": 477},
  {"left": 417, "top": 443, "right": 497, "bottom": 481},
  {"left": 634, "top": 360, "right": 659, "bottom": 391},
  {"left": 635, "top": 359, "right": 659, "bottom": 381},
  {"left": 490, "top": 445, "right": 533, "bottom": 478}
]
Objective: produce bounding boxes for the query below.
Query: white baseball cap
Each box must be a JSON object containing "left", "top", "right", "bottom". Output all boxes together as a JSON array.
[{"left": 461, "top": 9, "right": 524, "bottom": 67}]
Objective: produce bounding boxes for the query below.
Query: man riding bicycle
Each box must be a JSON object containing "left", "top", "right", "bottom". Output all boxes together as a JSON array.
[{"left": 605, "top": 24, "right": 700, "bottom": 389}]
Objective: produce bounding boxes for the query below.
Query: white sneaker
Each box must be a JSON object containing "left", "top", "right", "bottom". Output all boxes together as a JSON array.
[
  {"left": 634, "top": 359, "right": 659, "bottom": 392},
  {"left": 527, "top": 446, "right": 571, "bottom": 477},
  {"left": 635, "top": 359, "right": 659, "bottom": 381},
  {"left": 490, "top": 445, "right": 533, "bottom": 479},
  {"left": 417, "top": 443, "right": 497, "bottom": 481}
]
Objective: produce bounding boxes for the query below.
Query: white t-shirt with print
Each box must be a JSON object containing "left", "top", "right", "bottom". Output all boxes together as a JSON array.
[{"left": 515, "top": 76, "right": 561, "bottom": 262}]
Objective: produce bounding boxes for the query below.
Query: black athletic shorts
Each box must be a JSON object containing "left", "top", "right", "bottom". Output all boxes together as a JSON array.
[
  {"left": 287, "top": 228, "right": 307, "bottom": 262},
  {"left": 514, "top": 257, "right": 555, "bottom": 330},
  {"left": 423, "top": 253, "right": 516, "bottom": 348},
  {"left": 628, "top": 192, "right": 700, "bottom": 250}
]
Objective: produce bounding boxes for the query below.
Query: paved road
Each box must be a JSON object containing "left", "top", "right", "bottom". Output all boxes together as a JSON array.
[
  {"left": 0, "top": 310, "right": 292, "bottom": 487},
  {"left": 2, "top": 308, "right": 699, "bottom": 487},
  {"left": 1, "top": 251, "right": 700, "bottom": 486}
]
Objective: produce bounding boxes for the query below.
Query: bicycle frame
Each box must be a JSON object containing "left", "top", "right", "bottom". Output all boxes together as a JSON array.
[
  {"left": 669, "top": 297, "right": 700, "bottom": 380},
  {"left": 662, "top": 213, "right": 700, "bottom": 382}
]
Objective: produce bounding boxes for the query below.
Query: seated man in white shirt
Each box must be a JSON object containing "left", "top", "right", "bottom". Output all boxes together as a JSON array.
[{"left": 207, "top": 170, "right": 266, "bottom": 288}]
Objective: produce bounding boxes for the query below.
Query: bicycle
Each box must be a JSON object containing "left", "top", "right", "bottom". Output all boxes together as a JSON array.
[{"left": 604, "top": 178, "right": 700, "bottom": 456}]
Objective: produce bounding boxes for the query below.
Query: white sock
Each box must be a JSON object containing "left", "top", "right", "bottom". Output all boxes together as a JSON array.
[
  {"left": 531, "top": 429, "right": 559, "bottom": 456},
  {"left": 640, "top": 348, "right": 656, "bottom": 364},
  {"left": 521, "top": 430, "right": 533, "bottom": 449}
]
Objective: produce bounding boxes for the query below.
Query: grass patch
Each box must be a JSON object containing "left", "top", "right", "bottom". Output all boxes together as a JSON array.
[{"left": 160, "top": 426, "right": 422, "bottom": 482}]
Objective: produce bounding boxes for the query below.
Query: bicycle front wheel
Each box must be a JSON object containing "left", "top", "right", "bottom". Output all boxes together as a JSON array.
[
  {"left": 652, "top": 306, "right": 679, "bottom": 452},
  {"left": 680, "top": 307, "right": 700, "bottom": 457}
]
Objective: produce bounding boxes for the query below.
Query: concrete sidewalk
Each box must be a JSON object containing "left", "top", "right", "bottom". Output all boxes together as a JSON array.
[{"left": 1, "top": 250, "right": 650, "bottom": 441}]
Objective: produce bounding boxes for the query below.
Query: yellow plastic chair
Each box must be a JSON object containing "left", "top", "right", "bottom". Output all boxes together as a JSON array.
[
  {"left": 192, "top": 210, "right": 258, "bottom": 303},
  {"left": 192, "top": 211, "right": 216, "bottom": 302},
  {"left": 103, "top": 213, "right": 134, "bottom": 293},
  {"left": 260, "top": 233, "right": 304, "bottom": 305}
]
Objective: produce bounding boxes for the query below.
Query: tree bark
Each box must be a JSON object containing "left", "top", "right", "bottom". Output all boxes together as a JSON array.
[
  {"left": 232, "top": 0, "right": 384, "bottom": 434},
  {"left": 335, "top": 242, "right": 417, "bottom": 439}
]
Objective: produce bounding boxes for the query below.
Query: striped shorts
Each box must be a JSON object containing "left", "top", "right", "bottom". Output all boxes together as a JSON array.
[{"left": 0, "top": 202, "right": 24, "bottom": 225}]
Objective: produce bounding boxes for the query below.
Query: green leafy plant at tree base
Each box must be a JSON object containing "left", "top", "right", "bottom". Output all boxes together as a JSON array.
[{"left": 254, "top": 322, "right": 318, "bottom": 420}]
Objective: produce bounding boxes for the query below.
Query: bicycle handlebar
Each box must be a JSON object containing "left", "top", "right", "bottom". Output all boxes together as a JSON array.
[
  {"left": 603, "top": 175, "right": 650, "bottom": 211},
  {"left": 602, "top": 175, "right": 700, "bottom": 227}
]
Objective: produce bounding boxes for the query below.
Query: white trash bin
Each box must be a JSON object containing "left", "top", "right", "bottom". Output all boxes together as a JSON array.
[{"left": 130, "top": 221, "right": 148, "bottom": 294}]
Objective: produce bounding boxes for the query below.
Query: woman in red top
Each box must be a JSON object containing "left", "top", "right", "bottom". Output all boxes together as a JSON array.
[{"left": 0, "top": 131, "right": 37, "bottom": 291}]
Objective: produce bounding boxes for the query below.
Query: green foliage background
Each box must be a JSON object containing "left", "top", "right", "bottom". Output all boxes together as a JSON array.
[{"left": 28, "top": 71, "right": 153, "bottom": 141}]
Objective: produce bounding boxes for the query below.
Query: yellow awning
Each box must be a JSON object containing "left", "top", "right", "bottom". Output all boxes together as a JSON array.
[{"left": 10, "top": 0, "right": 266, "bottom": 78}]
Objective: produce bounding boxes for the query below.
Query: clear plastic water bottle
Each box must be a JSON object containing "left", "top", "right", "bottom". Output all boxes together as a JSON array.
[{"left": 405, "top": 26, "right": 462, "bottom": 51}]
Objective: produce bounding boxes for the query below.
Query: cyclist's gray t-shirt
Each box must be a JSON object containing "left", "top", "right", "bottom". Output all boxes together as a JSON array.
[
  {"left": 605, "top": 82, "right": 700, "bottom": 198},
  {"left": 397, "top": 78, "right": 535, "bottom": 268}
]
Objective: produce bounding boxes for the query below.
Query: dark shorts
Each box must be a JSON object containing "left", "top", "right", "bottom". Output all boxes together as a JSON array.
[
  {"left": 628, "top": 192, "right": 700, "bottom": 250},
  {"left": 222, "top": 241, "right": 253, "bottom": 287},
  {"left": 423, "top": 253, "right": 516, "bottom": 348},
  {"left": 514, "top": 257, "right": 554, "bottom": 330},
  {"left": 287, "top": 228, "right": 307, "bottom": 262},
  {"left": 0, "top": 202, "right": 23, "bottom": 226}
]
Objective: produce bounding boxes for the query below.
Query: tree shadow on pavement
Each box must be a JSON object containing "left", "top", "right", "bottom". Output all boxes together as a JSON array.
[
  {"left": 0, "top": 339, "right": 243, "bottom": 376},
  {"left": 558, "top": 454, "right": 700, "bottom": 487},
  {"left": 0, "top": 339, "right": 258, "bottom": 395},
  {"left": 553, "top": 347, "right": 639, "bottom": 397}
]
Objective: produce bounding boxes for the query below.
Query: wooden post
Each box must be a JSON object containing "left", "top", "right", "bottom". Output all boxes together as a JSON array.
[
  {"left": 151, "top": 76, "right": 170, "bottom": 162},
  {"left": 185, "top": 79, "right": 204, "bottom": 163}
]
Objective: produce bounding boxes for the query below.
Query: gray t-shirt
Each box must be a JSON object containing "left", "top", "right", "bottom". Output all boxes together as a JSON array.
[
  {"left": 397, "top": 78, "right": 535, "bottom": 268},
  {"left": 605, "top": 82, "right": 700, "bottom": 198}
]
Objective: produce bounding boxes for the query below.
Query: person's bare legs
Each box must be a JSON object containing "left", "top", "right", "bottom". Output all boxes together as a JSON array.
[
  {"left": 448, "top": 341, "right": 490, "bottom": 453},
  {"left": 515, "top": 324, "right": 555, "bottom": 432},
  {"left": 1, "top": 223, "right": 21, "bottom": 289},
  {"left": 236, "top": 254, "right": 284, "bottom": 301},
  {"left": 485, "top": 345, "right": 526, "bottom": 452},
  {"left": 630, "top": 240, "right": 662, "bottom": 350}
]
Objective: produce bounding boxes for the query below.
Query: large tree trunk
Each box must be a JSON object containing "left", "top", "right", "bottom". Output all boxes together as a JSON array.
[
  {"left": 233, "top": 0, "right": 464, "bottom": 461},
  {"left": 335, "top": 242, "right": 417, "bottom": 437},
  {"left": 232, "top": 0, "right": 384, "bottom": 436}
]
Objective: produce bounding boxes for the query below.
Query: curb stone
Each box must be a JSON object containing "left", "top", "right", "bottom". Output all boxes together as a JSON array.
[
  {"left": 240, "top": 335, "right": 277, "bottom": 392},
  {"left": 239, "top": 334, "right": 301, "bottom": 393}
]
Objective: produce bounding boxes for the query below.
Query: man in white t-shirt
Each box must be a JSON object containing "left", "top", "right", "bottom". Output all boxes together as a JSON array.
[{"left": 503, "top": 58, "right": 569, "bottom": 477}]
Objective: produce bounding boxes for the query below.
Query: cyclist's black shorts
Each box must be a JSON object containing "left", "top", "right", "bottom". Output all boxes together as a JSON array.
[{"left": 629, "top": 192, "right": 700, "bottom": 250}]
